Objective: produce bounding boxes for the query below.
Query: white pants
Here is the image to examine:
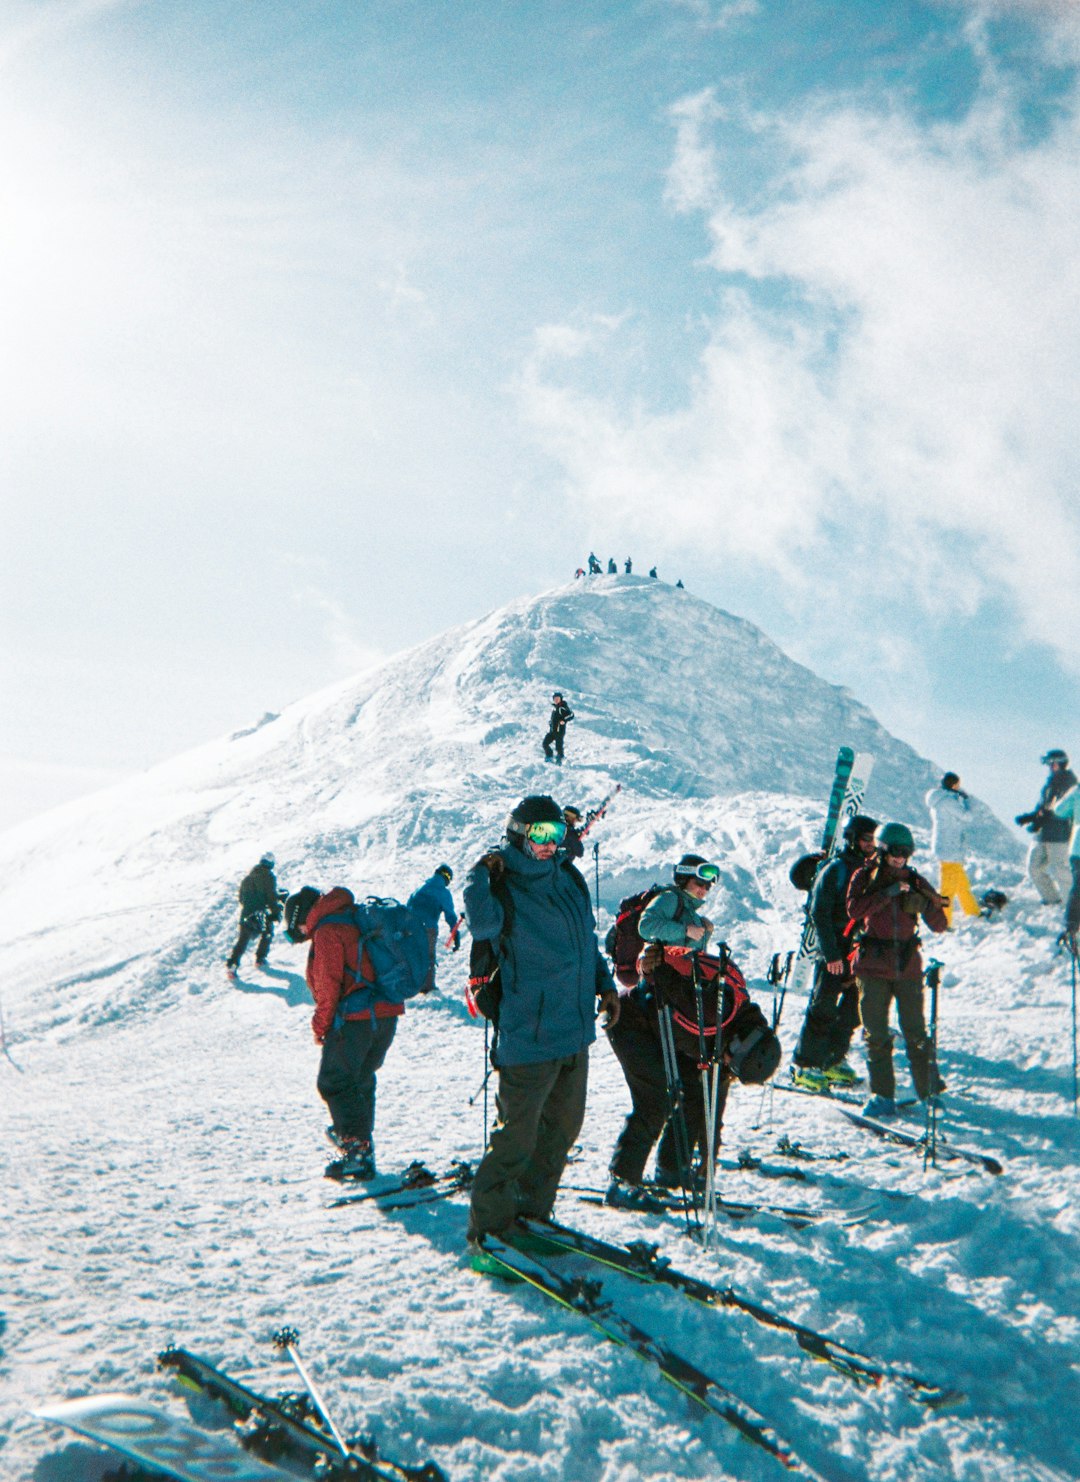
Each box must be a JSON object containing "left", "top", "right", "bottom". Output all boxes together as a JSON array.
[{"left": 1028, "top": 840, "right": 1071, "bottom": 904}]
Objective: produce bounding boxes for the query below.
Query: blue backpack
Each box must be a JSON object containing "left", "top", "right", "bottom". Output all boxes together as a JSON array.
[{"left": 314, "top": 898, "right": 433, "bottom": 1026}]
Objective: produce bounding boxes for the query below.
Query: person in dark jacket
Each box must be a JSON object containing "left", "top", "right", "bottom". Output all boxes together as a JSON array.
[
  {"left": 283, "top": 885, "right": 407, "bottom": 1179},
  {"left": 624, "top": 557, "right": 632, "bottom": 574},
  {"left": 542, "top": 692, "right": 575, "bottom": 764},
  {"left": 1016, "top": 750, "right": 1077, "bottom": 905},
  {"left": 846, "top": 823, "right": 948, "bottom": 1119},
  {"left": 463, "top": 795, "right": 619, "bottom": 1249},
  {"left": 561, "top": 805, "right": 585, "bottom": 860},
  {"left": 225, "top": 853, "right": 282, "bottom": 975},
  {"left": 587, "top": 552, "right": 602, "bottom": 575},
  {"left": 606, "top": 855, "right": 779, "bottom": 1202},
  {"left": 791, "top": 815, "right": 878, "bottom": 1090},
  {"left": 407, "top": 864, "right": 461, "bottom": 988}
]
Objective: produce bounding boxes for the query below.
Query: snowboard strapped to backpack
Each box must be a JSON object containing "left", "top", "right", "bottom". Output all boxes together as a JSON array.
[{"left": 313, "top": 898, "right": 433, "bottom": 1027}]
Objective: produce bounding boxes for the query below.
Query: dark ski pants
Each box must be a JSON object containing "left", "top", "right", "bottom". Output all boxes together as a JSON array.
[
  {"left": 467, "top": 1051, "right": 588, "bottom": 1239},
  {"left": 794, "top": 963, "right": 860, "bottom": 1069},
  {"left": 226, "top": 916, "right": 272, "bottom": 969},
  {"left": 606, "top": 995, "right": 727, "bottom": 1184},
  {"left": 542, "top": 726, "right": 566, "bottom": 760},
  {"left": 317, "top": 1015, "right": 397, "bottom": 1144},
  {"left": 857, "top": 975, "right": 938, "bottom": 1101}
]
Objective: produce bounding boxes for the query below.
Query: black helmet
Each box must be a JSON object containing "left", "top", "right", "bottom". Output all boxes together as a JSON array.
[
  {"left": 284, "top": 886, "right": 320, "bottom": 943},
  {"left": 435, "top": 863, "right": 453, "bottom": 882},
  {"left": 673, "top": 853, "right": 720, "bottom": 884},
  {"left": 552, "top": 691, "right": 564, "bottom": 701},
  {"left": 506, "top": 794, "right": 563, "bottom": 838},
  {"left": 842, "top": 814, "right": 879, "bottom": 844},
  {"left": 259, "top": 851, "right": 276, "bottom": 869},
  {"left": 940, "top": 772, "right": 960, "bottom": 790},
  {"left": 728, "top": 1021, "right": 782, "bottom": 1085},
  {"left": 1041, "top": 749, "right": 1069, "bottom": 767},
  {"left": 562, "top": 805, "right": 582, "bottom": 821}
]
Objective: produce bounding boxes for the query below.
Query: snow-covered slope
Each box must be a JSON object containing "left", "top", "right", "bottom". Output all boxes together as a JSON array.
[
  {"left": 4, "top": 577, "right": 1076, "bottom": 1482},
  {"left": 0, "top": 576, "right": 1016, "bottom": 1036}
]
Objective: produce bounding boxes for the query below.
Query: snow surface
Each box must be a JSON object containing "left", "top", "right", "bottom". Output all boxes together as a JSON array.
[{"left": 2, "top": 577, "right": 1077, "bottom": 1482}]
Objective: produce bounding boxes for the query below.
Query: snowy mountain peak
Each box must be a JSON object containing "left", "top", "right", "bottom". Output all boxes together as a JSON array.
[{"left": 0, "top": 577, "right": 1015, "bottom": 1036}]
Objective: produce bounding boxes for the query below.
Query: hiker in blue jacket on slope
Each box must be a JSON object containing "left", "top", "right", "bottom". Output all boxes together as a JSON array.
[
  {"left": 463, "top": 794, "right": 619, "bottom": 1253},
  {"left": 407, "top": 864, "right": 461, "bottom": 987}
]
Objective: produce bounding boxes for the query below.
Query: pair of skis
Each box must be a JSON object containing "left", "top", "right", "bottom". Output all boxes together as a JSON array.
[
  {"left": 514, "top": 1215, "right": 961, "bottom": 1407},
  {"left": 36, "top": 1339, "right": 446, "bottom": 1482},
  {"left": 328, "top": 1159, "right": 474, "bottom": 1209},
  {"left": 477, "top": 1219, "right": 960, "bottom": 1479}
]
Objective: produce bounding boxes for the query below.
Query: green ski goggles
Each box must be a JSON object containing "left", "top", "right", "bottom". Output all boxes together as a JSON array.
[
  {"left": 525, "top": 819, "right": 567, "bottom": 845},
  {"left": 677, "top": 861, "right": 720, "bottom": 884}
]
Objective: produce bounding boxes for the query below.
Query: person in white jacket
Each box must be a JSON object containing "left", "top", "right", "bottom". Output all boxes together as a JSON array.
[{"left": 925, "top": 773, "right": 981, "bottom": 926}]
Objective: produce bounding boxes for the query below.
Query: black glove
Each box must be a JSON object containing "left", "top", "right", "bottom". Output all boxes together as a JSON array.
[
  {"left": 451, "top": 935, "right": 461, "bottom": 953},
  {"left": 1015, "top": 812, "right": 1034, "bottom": 827}
]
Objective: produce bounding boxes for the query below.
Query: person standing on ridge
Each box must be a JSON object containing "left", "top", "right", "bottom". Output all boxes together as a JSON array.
[
  {"left": 226, "top": 852, "right": 283, "bottom": 976},
  {"left": 648, "top": 566, "right": 658, "bottom": 579},
  {"left": 1051, "top": 781, "right": 1080, "bottom": 946},
  {"left": 624, "top": 557, "right": 632, "bottom": 574},
  {"left": 1016, "top": 750, "right": 1077, "bottom": 905},
  {"left": 791, "top": 815, "right": 879, "bottom": 1091},
  {"left": 463, "top": 795, "right": 619, "bottom": 1255},
  {"left": 607, "top": 557, "right": 617, "bottom": 573},
  {"left": 587, "top": 552, "right": 602, "bottom": 575},
  {"left": 846, "top": 823, "right": 948, "bottom": 1119},
  {"left": 925, "top": 773, "right": 981, "bottom": 926},
  {"left": 407, "top": 863, "right": 461, "bottom": 988},
  {"left": 542, "top": 691, "right": 575, "bottom": 765},
  {"left": 282, "top": 884, "right": 410, "bottom": 1179}
]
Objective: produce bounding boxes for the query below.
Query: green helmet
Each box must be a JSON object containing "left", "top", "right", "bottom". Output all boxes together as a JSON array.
[{"left": 875, "top": 822, "right": 915, "bottom": 855}]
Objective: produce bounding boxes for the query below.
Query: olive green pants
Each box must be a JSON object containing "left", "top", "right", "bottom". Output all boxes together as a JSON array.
[{"left": 857, "top": 975, "right": 936, "bottom": 1101}]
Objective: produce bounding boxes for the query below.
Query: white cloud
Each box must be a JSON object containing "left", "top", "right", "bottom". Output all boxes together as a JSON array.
[{"left": 518, "top": 74, "right": 1080, "bottom": 672}]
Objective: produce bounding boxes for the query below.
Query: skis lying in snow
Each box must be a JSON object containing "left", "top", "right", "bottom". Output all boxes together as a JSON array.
[
  {"left": 476, "top": 1235, "right": 835, "bottom": 1480},
  {"left": 573, "top": 1183, "right": 871, "bottom": 1229},
  {"left": 516, "top": 1217, "right": 961, "bottom": 1407},
  {"left": 835, "top": 1108, "right": 1003, "bottom": 1176},
  {"left": 329, "top": 1160, "right": 474, "bottom": 1209},
  {"left": 35, "top": 1392, "right": 298, "bottom": 1482},
  {"left": 159, "top": 1346, "right": 446, "bottom": 1482}
]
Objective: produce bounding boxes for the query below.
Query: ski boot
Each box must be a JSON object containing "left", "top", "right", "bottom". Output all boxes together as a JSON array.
[
  {"left": 861, "top": 1095, "right": 897, "bottom": 1120},
  {"left": 823, "top": 1061, "right": 862, "bottom": 1087},
  {"left": 790, "top": 1065, "right": 829, "bottom": 1092}
]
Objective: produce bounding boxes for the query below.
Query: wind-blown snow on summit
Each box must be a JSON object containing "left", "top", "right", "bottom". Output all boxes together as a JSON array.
[{"left": 0, "top": 577, "right": 1014, "bottom": 1036}]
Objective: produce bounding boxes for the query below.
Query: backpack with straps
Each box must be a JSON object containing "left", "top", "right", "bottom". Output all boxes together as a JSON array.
[
  {"left": 646, "top": 946, "right": 748, "bottom": 1062},
  {"left": 313, "top": 898, "right": 433, "bottom": 1025},
  {"left": 604, "top": 885, "right": 686, "bottom": 988}
]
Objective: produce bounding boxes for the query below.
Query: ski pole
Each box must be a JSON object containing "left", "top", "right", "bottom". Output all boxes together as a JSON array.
[
  {"left": 657, "top": 1004, "right": 699, "bottom": 1238},
  {"left": 923, "top": 959, "right": 943, "bottom": 1170},
  {"left": 593, "top": 841, "right": 600, "bottom": 914},
  {"left": 272, "top": 1328, "right": 349, "bottom": 1462},
  {"left": 1068, "top": 935, "right": 1079, "bottom": 1117}
]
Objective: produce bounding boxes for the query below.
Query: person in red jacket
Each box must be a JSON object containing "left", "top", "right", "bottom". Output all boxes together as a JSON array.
[
  {"left": 846, "top": 822, "right": 948, "bottom": 1120},
  {"left": 284, "top": 885, "right": 402, "bottom": 1178}
]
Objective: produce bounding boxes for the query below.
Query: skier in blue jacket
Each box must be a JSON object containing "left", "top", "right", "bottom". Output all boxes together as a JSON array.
[
  {"left": 464, "top": 794, "right": 619, "bottom": 1251},
  {"left": 407, "top": 864, "right": 461, "bottom": 992}
]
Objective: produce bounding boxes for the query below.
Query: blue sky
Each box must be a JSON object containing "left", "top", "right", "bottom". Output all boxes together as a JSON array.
[{"left": 1, "top": 0, "right": 1077, "bottom": 831}]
